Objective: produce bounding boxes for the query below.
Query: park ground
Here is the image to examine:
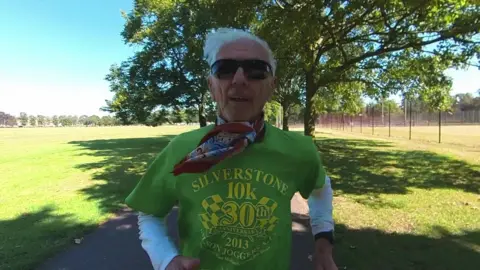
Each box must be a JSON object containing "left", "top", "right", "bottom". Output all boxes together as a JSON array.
[{"left": 0, "top": 125, "right": 479, "bottom": 270}]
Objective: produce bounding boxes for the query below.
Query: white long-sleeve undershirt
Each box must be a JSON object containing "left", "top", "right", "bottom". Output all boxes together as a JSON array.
[
  {"left": 137, "top": 175, "right": 334, "bottom": 270},
  {"left": 308, "top": 175, "right": 334, "bottom": 235}
]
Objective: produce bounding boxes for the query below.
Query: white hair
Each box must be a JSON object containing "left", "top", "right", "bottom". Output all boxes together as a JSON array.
[{"left": 203, "top": 28, "right": 277, "bottom": 75}]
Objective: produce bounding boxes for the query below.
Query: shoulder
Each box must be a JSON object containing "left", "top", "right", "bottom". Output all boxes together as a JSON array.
[
  {"left": 264, "top": 124, "right": 319, "bottom": 160},
  {"left": 170, "top": 124, "right": 214, "bottom": 145},
  {"left": 165, "top": 124, "right": 214, "bottom": 156},
  {"left": 266, "top": 124, "right": 317, "bottom": 149}
]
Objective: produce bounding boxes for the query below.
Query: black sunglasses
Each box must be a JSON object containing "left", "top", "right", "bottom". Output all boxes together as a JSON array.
[{"left": 210, "top": 59, "right": 273, "bottom": 80}]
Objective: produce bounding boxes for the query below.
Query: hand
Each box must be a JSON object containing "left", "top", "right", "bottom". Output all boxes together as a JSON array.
[
  {"left": 314, "top": 239, "right": 338, "bottom": 270},
  {"left": 165, "top": 255, "right": 201, "bottom": 270}
]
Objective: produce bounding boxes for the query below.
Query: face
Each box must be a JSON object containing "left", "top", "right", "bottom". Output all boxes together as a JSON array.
[{"left": 208, "top": 38, "right": 276, "bottom": 122}]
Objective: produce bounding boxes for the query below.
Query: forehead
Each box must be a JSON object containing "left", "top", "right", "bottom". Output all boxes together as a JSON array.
[{"left": 216, "top": 38, "right": 270, "bottom": 63}]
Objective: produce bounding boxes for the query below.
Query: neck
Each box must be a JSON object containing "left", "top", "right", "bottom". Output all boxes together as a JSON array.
[{"left": 218, "top": 112, "right": 264, "bottom": 124}]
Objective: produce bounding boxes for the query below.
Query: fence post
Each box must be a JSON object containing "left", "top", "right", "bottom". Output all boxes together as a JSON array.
[
  {"left": 438, "top": 110, "right": 442, "bottom": 143},
  {"left": 409, "top": 99, "right": 412, "bottom": 140},
  {"left": 388, "top": 103, "right": 391, "bottom": 137}
]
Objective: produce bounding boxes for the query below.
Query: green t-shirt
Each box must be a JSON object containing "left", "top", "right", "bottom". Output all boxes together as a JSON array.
[{"left": 125, "top": 123, "right": 326, "bottom": 270}]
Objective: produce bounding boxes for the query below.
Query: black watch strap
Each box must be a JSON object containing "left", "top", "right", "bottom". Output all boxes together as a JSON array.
[{"left": 314, "top": 231, "right": 335, "bottom": 245}]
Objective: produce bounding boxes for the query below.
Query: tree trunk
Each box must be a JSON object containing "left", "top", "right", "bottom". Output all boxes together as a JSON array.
[
  {"left": 304, "top": 73, "right": 316, "bottom": 137},
  {"left": 198, "top": 93, "right": 207, "bottom": 127},
  {"left": 381, "top": 101, "right": 384, "bottom": 126},
  {"left": 280, "top": 101, "right": 290, "bottom": 131}
]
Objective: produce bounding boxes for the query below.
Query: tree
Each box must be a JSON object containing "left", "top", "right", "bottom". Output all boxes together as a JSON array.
[
  {"left": 29, "top": 115, "right": 37, "bottom": 127},
  {"left": 78, "top": 115, "right": 89, "bottom": 126},
  {"left": 70, "top": 115, "right": 78, "bottom": 126},
  {"left": 103, "top": 0, "right": 260, "bottom": 127},
  {"left": 88, "top": 115, "right": 101, "bottom": 126},
  {"left": 170, "top": 107, "right": 187, "bottom": 124},
  {"left": 145, "top": 108, "right": 171, "bottom": 127},
  {"left": 19, "top": 112, "right": 28, "bottom": 126},
  {"left": 254, "top": 0, "right": 479, "bottom": 135},
  {"left": 100, "top": 115, "right": 114, "bottom": 126},
  {"left": 37, "top": 115, "right": 46, "bottom": 126},
  {"left": 0, "top": 111, "right": 17, "bottom": 127},
  {"left": 52, "top": 115, "right": 59, "bottom": 127},
  {"left": 272, "top": 57, "right": 304, "bottom": 130},
  {"left": 44, "top": 116, "right": 51, "bottom": 126}
]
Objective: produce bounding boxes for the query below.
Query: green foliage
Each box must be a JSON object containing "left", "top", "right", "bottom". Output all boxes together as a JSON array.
[
  {"left": 0, "top": 111, "right": 17, "bottom": 127},
  {"left": 29, "top": 115, "right": 37, "bottom": 126},
  {"left": 103, "top": 0, "right": 478, "bottom": 133},
  {"left": 264, "top": 101, "right": 282, "bottom": 125},
  {"left": 19, "top": 112, "right": 28, "bottom": 126},
  {"left": 37, "top": 115, "right": 46, "bottom": 126},
  {"left": 104, "top": 0, "right": 258, "bottom": 127},
  {"left": 253, "top": 0, "right": 479, "bottom": 135},
  {"left": 453, "top": 93, "right": 480, "bottom": 111},
  {"left": 52, "top": 116, "right": 59, "bottom": 127}
]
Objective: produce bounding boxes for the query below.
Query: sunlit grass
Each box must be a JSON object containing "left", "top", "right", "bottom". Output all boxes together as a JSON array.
[{"left": 1, "top": 125, "right": 479, "bottom": 269}]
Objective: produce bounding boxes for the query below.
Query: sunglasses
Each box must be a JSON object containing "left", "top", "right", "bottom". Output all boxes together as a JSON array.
[{"left": 210, "top": 59, "right": 273, "bottom": 80}]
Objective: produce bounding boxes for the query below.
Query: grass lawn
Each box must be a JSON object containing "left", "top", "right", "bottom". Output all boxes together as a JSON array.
[
  {"left": 1, "top": 125, "right": 479, "bottom": 270},
  {"left": 318, "top": 124, "right": 480, "bottom": 148}
]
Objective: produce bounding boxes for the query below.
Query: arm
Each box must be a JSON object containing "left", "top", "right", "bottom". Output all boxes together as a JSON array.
[
  {"left": 138, "top": 212, "right": 178, "bottom": 270},
  {"left": 309, "top": 174, "right": 334, "bottom": 252},
  {"left": 308, "top": 175, "right": 337, "bottom": 270},
  {"left": 308, "top": 175, "right": 334, "bottom": 238}
]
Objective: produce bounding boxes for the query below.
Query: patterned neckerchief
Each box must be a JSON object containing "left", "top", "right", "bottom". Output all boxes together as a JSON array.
[{"left": 172, "top": 114, "right": 265, "bottom": 176}]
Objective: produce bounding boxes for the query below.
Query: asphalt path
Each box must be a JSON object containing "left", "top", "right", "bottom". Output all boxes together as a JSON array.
[{"left": 37, "top": 193, "right": 315, "bottom": 270}]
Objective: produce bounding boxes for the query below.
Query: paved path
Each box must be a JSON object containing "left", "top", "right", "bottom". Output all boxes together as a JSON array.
[{"left": 37, "top": 194, "right": 315, "bottom": 270}]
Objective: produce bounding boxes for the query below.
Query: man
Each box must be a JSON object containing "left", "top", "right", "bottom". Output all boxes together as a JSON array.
[{"left": 125, "top": 28, "right": 337, "bottom": 270}]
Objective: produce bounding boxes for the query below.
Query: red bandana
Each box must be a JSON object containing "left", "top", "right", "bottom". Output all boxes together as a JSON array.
[{"left": 172, "top": 115, "right": 265, "bottom": 176}]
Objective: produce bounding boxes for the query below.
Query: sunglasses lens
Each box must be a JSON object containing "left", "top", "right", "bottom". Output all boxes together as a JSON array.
[
  {"left": 211, "top": 60, "right": 239, "bottom": 79},
  {"left": 244, "top": 60, "right": 270, "bottom": 79},
  {"left": 211, "top": 59, "right": 272, "bottom": 80}
]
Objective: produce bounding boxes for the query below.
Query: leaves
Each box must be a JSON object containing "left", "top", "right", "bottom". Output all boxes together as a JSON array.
[{"left": 104, "top": 0, "right": 479, "bottom": 132}]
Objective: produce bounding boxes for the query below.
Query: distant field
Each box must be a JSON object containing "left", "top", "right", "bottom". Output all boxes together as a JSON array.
[
  {"left": 316, "top": 124, "right": 480, "bottom": 147},
  {"left": 1, "top": 125, "right": 479, "bottom": 270}
]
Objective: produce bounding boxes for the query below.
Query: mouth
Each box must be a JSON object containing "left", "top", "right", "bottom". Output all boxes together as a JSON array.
[{"left": 229, "top": 96, "right": 251, "bottom": 102}]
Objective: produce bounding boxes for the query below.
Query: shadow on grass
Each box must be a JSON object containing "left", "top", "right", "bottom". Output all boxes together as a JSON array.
[
  {"left": 314, "top": 137, "right": 480, "bottom": 196},
  {"left": 68, "top": 135, "right": 177, "bottom": 214},
  {"left": 0, "top": 205, "right": 97, "bottom": 270},
  {"left": 291, "top": 212, "right": 480, "bottom": 270},
  {"left": 2, "top": 204, "right": 478, "bottom": 269}
]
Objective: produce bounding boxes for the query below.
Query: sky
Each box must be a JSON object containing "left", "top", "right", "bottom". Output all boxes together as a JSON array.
[{"left": 0, "top": 1, "right": 479, "bottom": 117}]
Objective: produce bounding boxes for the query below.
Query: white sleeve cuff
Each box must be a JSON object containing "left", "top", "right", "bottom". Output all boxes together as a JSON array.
[
  {"left": 138, "top": 212, "right": 179, "bottom": 270},
  {"left": 307, "top": 175, "right": 334, "bottom": 235}
]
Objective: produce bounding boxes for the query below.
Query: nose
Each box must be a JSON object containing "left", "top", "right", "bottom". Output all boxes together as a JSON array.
[{"left": 232, "top": 67, "right": 248, "bottom": 86}]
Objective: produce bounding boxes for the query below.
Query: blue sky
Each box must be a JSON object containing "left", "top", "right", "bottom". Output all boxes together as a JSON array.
[{"left": 0, "top": 1, "right": 479, "bottom": 117}]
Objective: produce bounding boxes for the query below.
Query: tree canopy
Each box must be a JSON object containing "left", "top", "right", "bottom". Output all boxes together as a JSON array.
[{"left": 103, "top": 0, "right": 479, "bottom": 134}]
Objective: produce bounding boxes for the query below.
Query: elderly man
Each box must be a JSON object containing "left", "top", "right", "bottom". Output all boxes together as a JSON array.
[{"left": 125, "top": 28, "right": 337, "bottom": 270}]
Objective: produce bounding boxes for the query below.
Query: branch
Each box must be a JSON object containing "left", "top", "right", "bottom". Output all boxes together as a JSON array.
[
  {"left": 333, "top": 32, "right": 463, "bottom": 73},
  {"left": 322, "top": 18, "right": 348, "bottom": 63}
]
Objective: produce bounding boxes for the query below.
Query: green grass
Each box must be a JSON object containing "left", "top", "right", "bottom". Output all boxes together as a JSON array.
[
  {"left": 311, "top": 130, "right": 480, "bottom": 270},
  {"left": 315, "top": 124, "right": 480, "bottom": 148},
  {"left": 0, "top": 126, "right": 193, "bottom": 270},
  {"left": 1, "top": 125, "right": 479, "bottom": 270}
]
